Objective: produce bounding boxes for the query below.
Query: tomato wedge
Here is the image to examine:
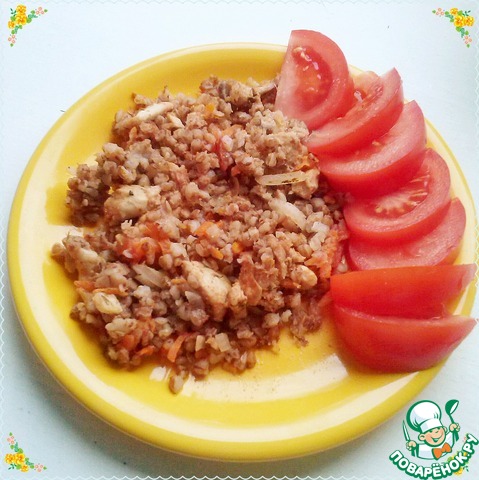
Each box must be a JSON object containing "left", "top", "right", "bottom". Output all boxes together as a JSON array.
[
  {"left": 306, "top": 68, "right": 404, "bottom": 155},
  {"left": 275, "top": 30, "right": 354, "bottom": 130},
  {"left": 317, "top": 101, "right": 426, "bottom": 197},
  {"left": 330, "top": 264, "right": 476, "bottom": 318},
  {"left": 347, "top": 198, "right": 466, "bottom": 270},
  {"left": 332, "top": 304, "right": 476, "bottom": 372},
  {"left": 353, "top": 71, "right": 379, "bottom": 96},
  {"left": 343, "top": 148, "right": 451, "bottom": 244}
]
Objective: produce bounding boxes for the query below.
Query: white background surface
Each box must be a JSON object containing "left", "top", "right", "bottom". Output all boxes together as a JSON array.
[{"left": 0, "top": 0, "right": 478, "bottom": 478}]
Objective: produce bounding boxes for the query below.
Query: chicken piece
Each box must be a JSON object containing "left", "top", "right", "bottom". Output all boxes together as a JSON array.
[
  {"left": 182, "top": 261, "right": 232, "bottom": 321},
  {"left": 291, "top": 168, "right": 320, "bottom": 199},
  {"left": 290, "top": 265, "right": 318, "bottom": 289},
  {"left": 104, "top": 185, "right": 160, "bottom": 224},
  {"left": 238, "top": 255, "right": 262, "bottom": 306},
  {"left": 134, "top": 102, "right": 174, "bottom": 122},
  {"left": 227, "top": 281, "right": 248, "bottom": 318},
  {"left": 55, "top": 233, "right": 105, "bottom": 278}
]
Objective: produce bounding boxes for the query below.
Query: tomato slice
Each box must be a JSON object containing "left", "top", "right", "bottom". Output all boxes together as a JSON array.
[
  {"left": 343, "top": 148, "right": 451, "bottom": 244},
  {"left": 347, "top": 198, "right": 466, "bottom": 270},
  {"left": 332, "top": 304, "right": 476, "bottom": 372},
  {"left": 330, "top": 264, "right": 476, "bottom": 318},
  {"left": 353, "top": 71, "right": 379, "bottom": 96},
  {"left": 306, "top": 68, "right": 404, "bottom": 155},
  {"left": 318, "top": 101, "right": 426, "bottom": 197},
  {"left": 275, "top": 30, "right": 354, "bottom": 130}
]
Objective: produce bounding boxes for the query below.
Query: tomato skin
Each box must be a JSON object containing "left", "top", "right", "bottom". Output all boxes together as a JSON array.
[
  {"left": 330, "top": 264, "right": 476, "bottom": 318},
  {"left": 318, "top": 101, "right": 426, "bottom": 197},
  {"left": 275, "top": 30, "right": 354, "bottom": 130},
  {"left": 343, "top": 148, "right": 451, "bottom": 244},
  {"left": 347, "top": 198, "right": 466, "bottom": 270},
  {"left": 306, "top": 68, "right": 404, "bottom": 155},
  {"left": 332, "top": 304, "right": 476, "bottom": 372}
]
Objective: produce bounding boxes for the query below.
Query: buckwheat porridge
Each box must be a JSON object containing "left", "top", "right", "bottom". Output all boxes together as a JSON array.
[{"left": 51, "top": 76, "right": 348, "bottom": 393}]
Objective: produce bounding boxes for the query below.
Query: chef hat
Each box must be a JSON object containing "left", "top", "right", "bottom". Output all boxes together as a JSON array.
[{"left": 407, "top": 401, "right": 444, "bottom": 433}]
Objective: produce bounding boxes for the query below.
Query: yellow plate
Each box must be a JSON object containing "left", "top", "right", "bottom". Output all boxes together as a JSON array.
[{"left": 7, "top": 44, "right": 477, "bottom": 461}]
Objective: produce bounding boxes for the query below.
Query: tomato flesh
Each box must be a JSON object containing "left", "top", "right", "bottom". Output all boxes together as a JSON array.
[
  {"left": 347, "top": 198, "right": 466, "bottom": 270},
  {"left": 290, "top": 46, "right": 333, "bottom": 111},
  {"left": 275, "top": 30, "right": 354, "bottom": 130},
  {"left": 353, "top": 71, "right": 379, "bottom": 97},
  {"left": 330, "top": 264, "right": 476, "bottom": 318},
  {"left": 343, "top": 148, "right": 451, "bottom": 244},
  {"left": 333, "top": 304, "right": 476, "bottom": 372},
  {"left": 306, "top": 68, "right": 404, "bottom": 155},
  {"left": 318, "top": 101, "right": 426, "bottom": 197}
]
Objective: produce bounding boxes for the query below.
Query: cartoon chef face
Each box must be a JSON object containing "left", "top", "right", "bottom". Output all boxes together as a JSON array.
[
  {"left": 407, "top": 400, "right": 446, "bottom": 443},
  {"left": 420, "top": 426, "right": 447, "bottom": 447}
]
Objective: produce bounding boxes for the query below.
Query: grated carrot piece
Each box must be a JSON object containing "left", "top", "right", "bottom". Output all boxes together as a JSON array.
[
  {"left": 194, "top": 221, "right": 215, "bottom": 237},
  {"left": 210, "top": 247, "right": 224, "bottom": 260},
  {"left": 74, "top": 280, "right": 96, "bottom": 291},
  {"left": 137, "top": 345, "right": 156, "bottom": 357},
  {"left": 205, "top": 103, "right": 216, "bottom": 114},
  {"left": 93, "top": 287, "right": 128, "bottom": 297},
  {"left": 119, "top": 334, "right": 138, "bottom": 352},
  {"left": 166, "top": 333, "right": 189, "bottom": 363},
  {"left": 231, "top": 241, "right": 243, "bottom": 254}
]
